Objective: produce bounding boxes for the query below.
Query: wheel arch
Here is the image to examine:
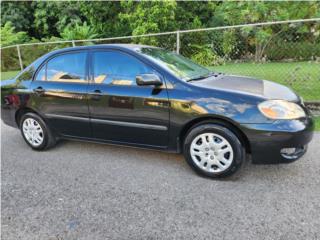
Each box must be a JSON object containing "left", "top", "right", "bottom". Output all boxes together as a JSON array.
[
  {"left": 15, "top": 107, "right": 42, "bottom": 126},
  {"left": 179, "top": 116, "right": 251, "bottom": 154}
]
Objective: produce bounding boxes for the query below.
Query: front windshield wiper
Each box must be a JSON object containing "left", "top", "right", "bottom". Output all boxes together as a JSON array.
[
  {"left": 186, "top": 72, "right": 221, "bottom": 82},
  {"left": 186, "top": 75, "right": 208, "bottom": 82}
]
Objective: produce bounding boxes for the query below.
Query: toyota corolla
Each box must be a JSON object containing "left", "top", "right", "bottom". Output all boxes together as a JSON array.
[{"left": 1, "top": 44, "right": 314, "bottom": 178}]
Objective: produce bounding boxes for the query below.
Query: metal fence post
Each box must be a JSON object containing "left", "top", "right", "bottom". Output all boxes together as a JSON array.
[
  {"left": 16, "top": 45, "right": 23, "bottom": 71},
  {"left": 176, "top": 31, "right": 180, "bottom": 54},
  {"left": 72, "top": 40, "right": 76, "bottom": 47}
]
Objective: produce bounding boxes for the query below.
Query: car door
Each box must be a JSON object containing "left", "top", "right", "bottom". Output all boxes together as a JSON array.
[
  {"left": 30, "top": 50, "right": 91, "bottom": 138},
  {"left": 87, "top": 50, "right": 170, "bottom": 148}
]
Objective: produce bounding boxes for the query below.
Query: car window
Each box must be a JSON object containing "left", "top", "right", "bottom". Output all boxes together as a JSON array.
[
  {"left": 137, "top": 47, "right": 211, "bottom": 81},
  {"left": 16, "top": 66, "right": 36, "bottom": 82},
  {"left": 46, "top": 52, "right": 87, "bottom": 83},
  {"left": 35, "top": 65, "right": 46, "bottom": 81},
  {"left": 93, "top": 51, "right": 154, "bottom": 86}
]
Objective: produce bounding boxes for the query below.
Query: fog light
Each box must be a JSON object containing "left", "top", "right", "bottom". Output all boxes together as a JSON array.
[{"left": 280, "top": 146, "right": 306, "bottom": 160}]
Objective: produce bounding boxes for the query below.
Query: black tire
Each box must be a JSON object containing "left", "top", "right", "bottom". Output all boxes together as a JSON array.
[
  {"left": 19, "top": 112, "right": 56, "bottom": 150},
  {"left": 183, "top": 123, "right": 245, "bottom": 178}
]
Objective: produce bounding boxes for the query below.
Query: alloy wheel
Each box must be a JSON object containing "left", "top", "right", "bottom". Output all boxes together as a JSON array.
[{"left": 22, "top": 118, "right": 44, "bottom": 147}]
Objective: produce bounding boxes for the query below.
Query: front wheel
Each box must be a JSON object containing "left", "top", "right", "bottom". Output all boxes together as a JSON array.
[
  {"left": 183, "top": 124, "right": 245, "bottom": 178},
  {"left": 20, "top": 112, "right": 56, "bottom": 150}
]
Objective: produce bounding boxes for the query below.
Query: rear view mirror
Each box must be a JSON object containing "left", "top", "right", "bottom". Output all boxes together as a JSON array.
[{"left": 136, "top": 74, "right": 162, "bottom": 86}]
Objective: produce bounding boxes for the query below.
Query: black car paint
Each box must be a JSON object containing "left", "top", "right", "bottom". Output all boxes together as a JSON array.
[{"left": 1, "top": 44, "right": 314, "bottom": 164}]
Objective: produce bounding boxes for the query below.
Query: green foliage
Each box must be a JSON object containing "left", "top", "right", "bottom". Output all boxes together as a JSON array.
[
  {"left": 0, "top": 22, "right": 28, "bottom": 47},
  {"left": 266, "top": 41, "right": 320, "bottom": 61},
  {"left": 120, "top": 1, "right": 177, "bottom": 35},
  {"left": 1, "top": 2, "right": 35, "bottom": 35},
  {"left": 215, "top": 1, "right": 320, "bottom": 62},
  {"left": 119, "top": 1, "right": 177, "bottom": 46},
  {"left": 222, "top": 30, "right": 237, "bottom": 59},
  {"left": 60, "top": 22, "right": 99, "bottom": 40},
  {"left": 1, "top": 1, "right": 320, "bottom": 72},
  {"left": 190, "top": 45, "right": 223, "bottom": 66},
  {"left": 33, "top": 1, "right": 83, "bottom": 39},
  {"left": 78, "top": 2, "right": 123, "bottom": 37}
]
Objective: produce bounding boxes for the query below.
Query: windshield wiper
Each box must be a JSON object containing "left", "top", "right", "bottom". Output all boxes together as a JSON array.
[
  {"left": 186, "top": 72, "right": 220, "bottom": 82},
  {"left": 186, "top": 75, "right": 208, "bottom": 82}
]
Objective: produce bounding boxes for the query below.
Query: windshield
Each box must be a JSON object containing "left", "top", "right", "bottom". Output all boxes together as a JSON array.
[{"left": 136, "top": 47, "right": 212, "bottom": 81}]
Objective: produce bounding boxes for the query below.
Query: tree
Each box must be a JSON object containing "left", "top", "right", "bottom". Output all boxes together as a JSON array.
[
  {"left": 119, "top": 1, "right": 177, "bottom": 45},
  {"left": 1, "top": 2, "right": 35, "bottom": 36},
  {"left": 33, "top": 1, "right": 84, "bottom": 39},
  {"left": 78, "top": 2, "right": 124, "bottom": 38},
  {"left": 216, "top": 1, "right": 320, "bottom": 61},
  {"left": 0, "top": 22, "right": 28, "bottom": 47},
  {"left": 60, "top": 21, "right": 99, "bottom": 40}
]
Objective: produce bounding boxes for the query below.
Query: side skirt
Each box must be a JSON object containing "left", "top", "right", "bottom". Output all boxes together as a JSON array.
[{"left": 58, "top": 134, "right": 179, "bottom": 153}]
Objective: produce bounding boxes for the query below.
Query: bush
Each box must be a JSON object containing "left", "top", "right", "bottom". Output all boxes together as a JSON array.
[
  {"left": 190, "top": 45, "right": 224, "bottom": 66},
  {"left": 266, "top": 40, "right": 320, "bottom": 61},
  {"left": 0, "top": 22, "right": 29, "bottom": 47}
]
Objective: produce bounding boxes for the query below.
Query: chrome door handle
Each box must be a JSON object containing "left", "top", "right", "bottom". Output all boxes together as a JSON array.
[
  {"left": 92, "top": 89, "right": 103, "bottom": 95},
  {"left": 33, "top": 87, "right": 45, "bottom": 95},
  {"left": 90, "top": 89, "right": 103, "bottom": 100}
]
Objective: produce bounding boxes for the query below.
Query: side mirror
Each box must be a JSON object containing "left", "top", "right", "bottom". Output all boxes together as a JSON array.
[{"left": 136, "top": 74, "right": 162, "bottom": 86}]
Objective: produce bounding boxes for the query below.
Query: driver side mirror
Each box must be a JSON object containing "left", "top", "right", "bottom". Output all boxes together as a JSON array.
[{"left": 136, "top": 74, "right": 162, "bottom": 87}]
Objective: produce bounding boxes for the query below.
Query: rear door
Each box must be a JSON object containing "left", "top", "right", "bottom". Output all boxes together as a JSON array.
[
  {"left": 30, "top": 50, "right": 91, "bottom": 138},
  {"left": 87, "top": 50, "right": 170, "bottom": 148}
]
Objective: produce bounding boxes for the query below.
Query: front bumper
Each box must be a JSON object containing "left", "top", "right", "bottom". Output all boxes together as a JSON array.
[{"left": 241, "top": 117, "right": 314, "bottom": 164}]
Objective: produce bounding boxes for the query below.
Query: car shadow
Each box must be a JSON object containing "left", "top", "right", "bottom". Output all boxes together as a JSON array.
[{"left": 52, "top": 138, "right": 309, "bottom": 182}]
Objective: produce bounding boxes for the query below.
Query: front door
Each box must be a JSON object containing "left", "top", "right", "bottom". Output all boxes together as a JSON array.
[
  {"left": 30, "top": 51, "right": 91, "bottom": 138},
  {"left": 87, "top": 50, "right": 169, "bottom": 148}
]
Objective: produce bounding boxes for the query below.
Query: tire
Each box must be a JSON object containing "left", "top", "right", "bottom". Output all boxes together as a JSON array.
[
  {"left": 19, "top": 112, "right": 56, "bottom": 150},
  {"left": 183, "top": 123, "right": 245, "bottom": 178}
]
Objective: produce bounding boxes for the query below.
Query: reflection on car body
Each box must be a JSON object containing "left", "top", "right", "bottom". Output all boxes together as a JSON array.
[{"left": 1, "top": 44, "right": 314, "bottom": 178}]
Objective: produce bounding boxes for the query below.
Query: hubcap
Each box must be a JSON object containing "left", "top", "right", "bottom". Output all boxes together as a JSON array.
[
  {"left": 190, "top": 133, "right": 234, "bottom": 173},
  {"left": 22, "top": 118, "right": 44, "bottom": 147}
]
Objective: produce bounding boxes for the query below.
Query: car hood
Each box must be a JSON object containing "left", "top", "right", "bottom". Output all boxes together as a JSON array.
[{"left": 192, "top": 74, "right": 299, "bottom": 102}]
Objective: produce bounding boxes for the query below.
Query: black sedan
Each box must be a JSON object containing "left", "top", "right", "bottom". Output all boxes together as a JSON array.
[{"left": 1, "top": 44, "right": 314, "bottom": 178}]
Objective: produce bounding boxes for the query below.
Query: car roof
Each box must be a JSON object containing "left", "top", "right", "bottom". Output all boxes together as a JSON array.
[
  {"left": 47, "top": 44, "right": 159, "bottom": 55},
  {"left": 24, "top": 44, "right": 165, "bottom": 79}
]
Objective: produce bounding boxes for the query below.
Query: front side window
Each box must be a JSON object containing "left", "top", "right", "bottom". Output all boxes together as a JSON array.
[
  {"left": 93, "top": 51, "right": 154, "bottom": 86},
  {"left": 46, "top": 52, "right": 87, "bottom": 83},
  {"left": 136, "top": 47, "right": 211, "bottom": 81}
]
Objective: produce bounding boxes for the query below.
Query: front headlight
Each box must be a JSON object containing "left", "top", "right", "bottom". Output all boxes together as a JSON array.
[{"left": 258, "top": 100, "right": 306, "bottom": 120}]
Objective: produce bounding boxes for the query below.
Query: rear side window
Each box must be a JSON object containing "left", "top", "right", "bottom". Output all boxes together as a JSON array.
[
  {"left": 93, "top": 51, "right": 154, "bottom": 85},
  {"left": 36, "top": 52, "right": 87, "bottom": 83}
]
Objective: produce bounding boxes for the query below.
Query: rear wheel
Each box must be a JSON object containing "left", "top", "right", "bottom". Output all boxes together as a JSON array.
[
  {"left": 183, "top": 123, "right": 245, "bottom": 178},
  {"left": 20, "top": 112, "right": 56, "bottom": 150}
]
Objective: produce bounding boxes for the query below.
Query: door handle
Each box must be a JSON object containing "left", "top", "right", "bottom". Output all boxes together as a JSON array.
[
  {"left": 92, "top": 89, "right": 103, "bottom": 95},
  {"left": 91, "top": 89, "right": 103, "bottom": 100},
  {"left": 33, "top": 87, "right": 45, "bottom": 95}
]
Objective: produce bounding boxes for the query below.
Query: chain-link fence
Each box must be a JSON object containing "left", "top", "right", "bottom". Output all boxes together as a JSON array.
[{"left": 1, "top": 19, "right": 320, "bottom": 102}]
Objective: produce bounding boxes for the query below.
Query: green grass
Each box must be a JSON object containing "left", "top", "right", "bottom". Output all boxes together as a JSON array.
[
  {"left": 211, "top": 61, "right": 320, "bottom": 101},
  {"left": 314, "top": 117, "right": 320, "bottom": 131},
  {"left": 0, "top": 71, "right": 19, "bottom": 81}
]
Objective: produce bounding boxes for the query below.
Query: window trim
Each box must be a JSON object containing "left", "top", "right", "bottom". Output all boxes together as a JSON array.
[
  {"left": 32, "top": 50, "right": 89, "bottom": 83},
  {"left": 89, "top": 49, "right": 163, "bottom": 86},
  {"left": 35, "top": 64, "right": 47, "bottom": 81}
]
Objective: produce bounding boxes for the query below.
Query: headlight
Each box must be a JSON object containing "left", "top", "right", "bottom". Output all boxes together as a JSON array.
[{"left": 258, "top": 100, "right": 305, "bottom": 119}]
